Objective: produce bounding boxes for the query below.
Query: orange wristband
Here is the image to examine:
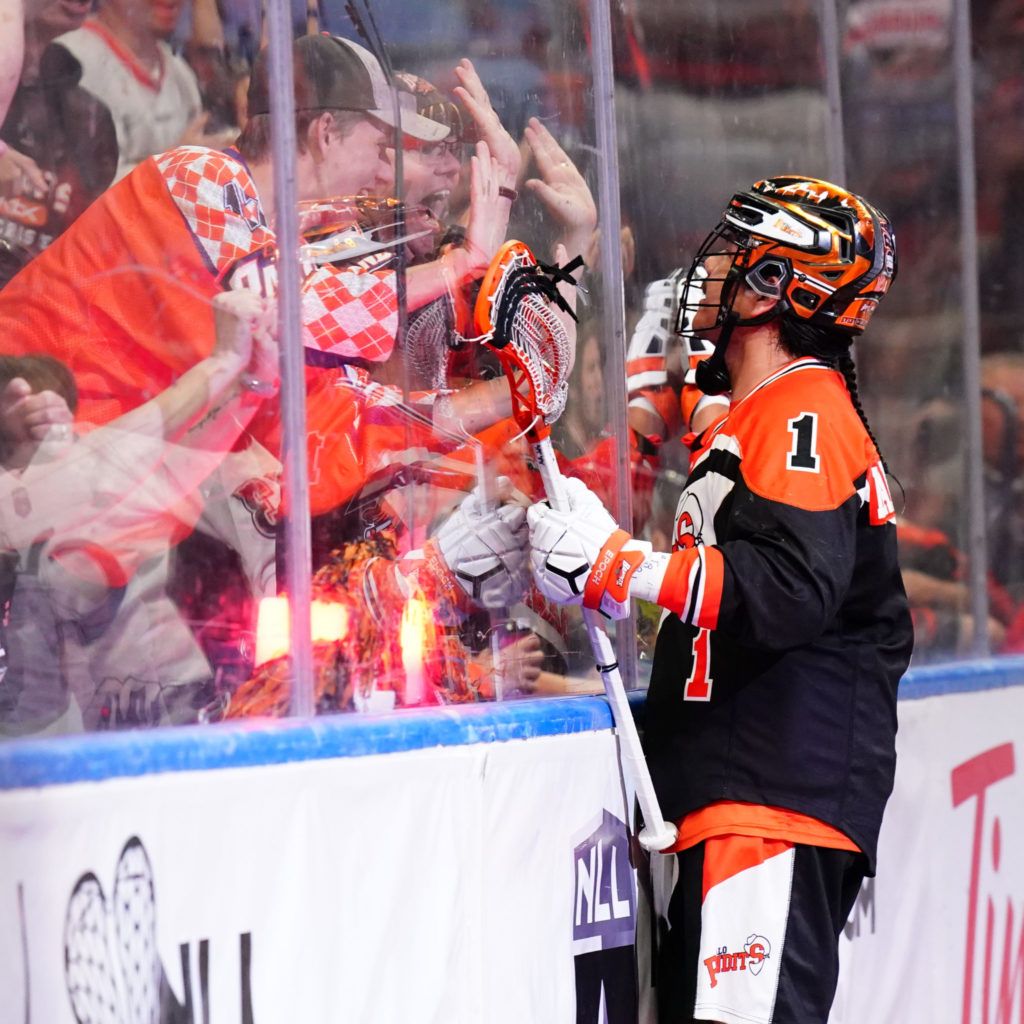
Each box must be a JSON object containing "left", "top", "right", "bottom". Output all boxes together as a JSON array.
[{"left": 582, "top": 529, "right": 631, "bottom": 611}]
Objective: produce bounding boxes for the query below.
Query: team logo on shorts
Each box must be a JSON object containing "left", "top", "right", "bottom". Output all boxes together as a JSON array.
[{"left": 703, "top": 934, "right": 771, "bottom": 988}]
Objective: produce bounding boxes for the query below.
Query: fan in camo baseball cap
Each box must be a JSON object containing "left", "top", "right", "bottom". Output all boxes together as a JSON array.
[{"left": 248, "top": 35, "right": 450, "bottom": 143}]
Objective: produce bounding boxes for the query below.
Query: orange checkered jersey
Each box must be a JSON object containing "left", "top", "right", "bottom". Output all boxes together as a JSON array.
[
  {"left": 643, "top": 357, "right": 913, "bottom": 874},
  {"left": 0, "top": 146, "right": 433, "bottom": 515}
]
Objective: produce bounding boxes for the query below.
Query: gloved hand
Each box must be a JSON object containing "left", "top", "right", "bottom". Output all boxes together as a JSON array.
[
  {"left": 434, "top": 484, "right": 529, "bottom": 609},
  {"left": 527, "top": 477, "right": 654, "bottom": 620},
  {"left": 625, "top": 265, "right": 708, "bottom": 384},
  {"left": 627, "top": 266, "right": 718, "bottom": 438},
  {"left": 677, "top": 262, "right": 709, "bottom": 341}
]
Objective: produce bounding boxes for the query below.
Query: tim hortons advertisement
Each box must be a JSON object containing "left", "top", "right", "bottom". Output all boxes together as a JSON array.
[
  {"left": 831, "top": 684, "right": 1024, "bottom": 1023},
  {"left": 0, "top": 728, "right": 631, "bottom": 1023}
]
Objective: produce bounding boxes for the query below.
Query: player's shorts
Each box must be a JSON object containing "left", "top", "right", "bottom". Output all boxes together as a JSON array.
[{"left": 656, "top": 835, "right": 867, "bottom": 1024}]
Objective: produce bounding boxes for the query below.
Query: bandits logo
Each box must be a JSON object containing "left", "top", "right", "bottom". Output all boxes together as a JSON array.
[
  {"left": 235, "top": 475, "right": 280, "bottom": 539},
  {"left": 222, "top": 181, "right": 266, "bottom": 232},
  {"left": 675, "top": 493, "right": 705, "bottom": 550},
  {"left": 703, "top": 934, "right": 771, "bottom": 989}
]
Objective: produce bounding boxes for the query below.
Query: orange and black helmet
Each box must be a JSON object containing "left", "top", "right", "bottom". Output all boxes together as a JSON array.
[{"left": 679, "top": 174, "right": 897, "bottom": 336}]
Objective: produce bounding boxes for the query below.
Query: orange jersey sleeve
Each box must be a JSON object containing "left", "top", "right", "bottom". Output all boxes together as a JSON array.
[{"left": 729, "top": 365, "right": 881, "bottom": 512}]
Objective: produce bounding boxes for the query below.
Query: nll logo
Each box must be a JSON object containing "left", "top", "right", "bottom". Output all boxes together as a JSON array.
[
  {"left": 571, "top": 810, "right": 637, "bottom": 1024},
  {"left": 575, "top": 832, "right": 632, "bottom": 928}
]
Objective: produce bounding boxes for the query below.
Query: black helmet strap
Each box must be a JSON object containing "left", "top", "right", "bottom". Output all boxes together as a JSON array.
[{"left": 694, "top": 267, "right": 782, "bottom": 396}]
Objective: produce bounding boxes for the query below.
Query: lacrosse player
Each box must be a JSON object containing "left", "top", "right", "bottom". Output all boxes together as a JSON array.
[{"left": 528, "top": 176, "right": 913, "bottom": 1024}]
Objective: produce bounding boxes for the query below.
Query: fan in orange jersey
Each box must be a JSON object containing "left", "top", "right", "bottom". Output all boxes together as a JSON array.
[
  {"left": 528, "top": 176, "right": 913, "bottom": 1024},
  {"left": 0, "top": 33, "right": 517, "bottom": 516}
]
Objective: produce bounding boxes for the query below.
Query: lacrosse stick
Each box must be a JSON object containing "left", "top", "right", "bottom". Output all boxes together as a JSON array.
[{"left": 474, "top": 240, "right": 678, "bottom": 852}]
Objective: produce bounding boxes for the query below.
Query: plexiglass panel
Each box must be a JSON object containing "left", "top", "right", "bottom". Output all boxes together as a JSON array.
[
  {"left": 0, "top": 0, "right": 1011, "bottom": 739},
  {"left": 614, "top": 0, "right": 834, "bottom": 668},
  {"left": 0, "top": 0, "right": 626, "bottom": 736},
  {"left": 840, "top": 0, "right": 976, "bottom": 662},
  {"left": 972, "top": 0, "right": 1024, "bottom": 656}
]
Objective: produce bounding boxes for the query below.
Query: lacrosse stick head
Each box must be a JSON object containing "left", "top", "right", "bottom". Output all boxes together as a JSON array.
[
  {"left": 405, "top": 290, "right": 472, "bottom": 390},
  {"left": 473, "top": 240, "right": 574, "bottom": 439}
]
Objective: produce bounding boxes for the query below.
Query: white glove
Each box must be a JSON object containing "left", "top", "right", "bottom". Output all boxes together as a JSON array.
[
  {"left": 527, "top": 477, "right": 652, "bottom": 620},
  {"left": 625, "top": 266, "right": 710, "bottom": 388},
  {"left": 678, "top": 262, "right": 709, "bottom": 345},
  {"left": 435, "top": 485, "right": 529, "bottom": 609}
]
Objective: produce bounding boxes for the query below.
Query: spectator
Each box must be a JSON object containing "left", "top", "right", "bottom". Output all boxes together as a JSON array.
[
  {"left": 57, "top": 0, "right": 229, "bottom": 179},
  {"left": 0, "top": 34, "right": 525, "bottom": 701},
  {"left": 554, "top": 327, "right": 606, "bottom": 461},
  {"left": 226, "top": 480, "right": 532, "bottom": 715},
  {"left": 0, "top": 34, "right": 516, "bottom": 515},
  {"left": 183, "top": 0, "right": 243, "bottom": 137},
  {"left": 0, "top": 0, "right": 118, "bottom": 287},
  {"left": 0, "top": 290, "right": 280, "bottom": 733},
  {"left": 391, "top": 70, "right": 472, "bottom": 264},
  {"left": 890, "top": 351, "right": 1024, "bottom": 659}
]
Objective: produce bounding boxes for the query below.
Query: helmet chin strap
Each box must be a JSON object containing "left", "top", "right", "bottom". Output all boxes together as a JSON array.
[
  {"left": 693, "top": 304, "right": 781, "bottom": 396},
  {"left": 694, "top": 313, "right": 737, "bottom": 396}
]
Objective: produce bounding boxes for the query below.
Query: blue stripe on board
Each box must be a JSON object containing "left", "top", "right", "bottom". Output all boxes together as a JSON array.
[
  {"left": 0, "top": 696, "right": 614, "bottom": 789},
  {"left": 897, "top": 654, "right": 1024, "bottom": 700},
  {"left": 1, "top": 657, "right": 1022, "bottom": 790}
]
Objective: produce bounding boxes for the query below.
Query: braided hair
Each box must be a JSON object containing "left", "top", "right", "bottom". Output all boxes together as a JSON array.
[{"left": 778, "top": 319, "right": 890, "bottom": 473}]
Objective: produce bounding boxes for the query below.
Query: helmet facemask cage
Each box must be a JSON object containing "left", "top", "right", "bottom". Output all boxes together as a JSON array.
[
  {"left": 676, "top": 222, "right": 784, "bottom": 395},
  {"left": 675, "top": 222, "right": 786, "bottom": 337}
]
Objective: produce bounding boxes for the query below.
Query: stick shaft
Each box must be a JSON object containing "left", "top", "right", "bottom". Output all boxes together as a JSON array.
[{"left": 531, "top": 436, "right": 677, "bottom": 852}]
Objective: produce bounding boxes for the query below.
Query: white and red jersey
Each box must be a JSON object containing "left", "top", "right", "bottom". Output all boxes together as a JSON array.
[
  {"left": 59, "top": 20, "right": 202, "bottom": 180},
  {"left": 644, "top": 357, "right": 913, "bottom": 871}
]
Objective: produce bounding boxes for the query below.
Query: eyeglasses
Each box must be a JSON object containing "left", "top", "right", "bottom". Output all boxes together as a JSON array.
[{"left": 411, "top": 139, "right": 465, "bottom": 162}]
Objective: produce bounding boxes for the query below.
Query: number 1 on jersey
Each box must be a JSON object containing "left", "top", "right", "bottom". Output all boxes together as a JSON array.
[
  {"left": 787, "top": 412, "right": 820, "bottom": 472},
  {"left": 684, "top": 628, "right": 713, "bottom": 701}
]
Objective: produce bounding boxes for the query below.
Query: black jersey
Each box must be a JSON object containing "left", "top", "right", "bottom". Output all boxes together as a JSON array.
[
  {"left": 0, "top": 43, "right": 118, "bottom": 288},
  {"left": 645, "top": 358, "right": 913, "bottom": 872}
]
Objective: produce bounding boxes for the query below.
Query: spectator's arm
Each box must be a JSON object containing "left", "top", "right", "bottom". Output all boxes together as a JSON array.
[
  {"left": 453, "top": 59, "right": 520, "bottom": 189},
  {"left": 0, "top": 146, "right": 47, "bottom": 199},
  {"left": 0, "top": 0, "right": 23, "bottom": 127},
  {"left": 189, "top": 0, "right": 225, "bottom": 52},
  {"left": 154, "top": 291, "right": 278, "bottom": 447},
  {"left": 901, "top": 568, "right": 968, "bottom": 610},
  {"left": 523, "top": 117, "right": 597, "bottom": 272}
]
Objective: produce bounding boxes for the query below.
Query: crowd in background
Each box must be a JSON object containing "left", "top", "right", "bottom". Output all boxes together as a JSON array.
[{"left": 1, "top": 0, "right": 1021, "bottom": 736}]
